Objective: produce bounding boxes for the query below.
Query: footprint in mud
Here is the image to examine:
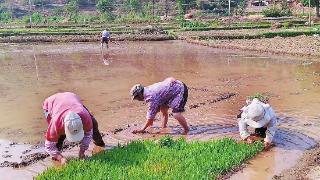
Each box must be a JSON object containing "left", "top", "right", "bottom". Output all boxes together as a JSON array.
[
  {"left": 22, "top": 149, "right": 31, "bottom": 154},
  {"left": 112, "top": 128, "right": 124, "bottom": 134},
  {"left": 2, "top": 155, "right": 12, "bottom": 158}
]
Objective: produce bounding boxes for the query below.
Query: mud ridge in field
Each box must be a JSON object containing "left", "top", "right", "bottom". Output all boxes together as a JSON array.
[{"left": 189, "top": 92, "right": 237, "bottom": 109}]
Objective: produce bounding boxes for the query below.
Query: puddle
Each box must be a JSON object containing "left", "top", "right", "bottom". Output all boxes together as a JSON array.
[
  {"left": 0, "top": 41, "right": 319, "bottom": 178},
  {"left": 0, "top": 139, "right": 47, "bottom": 168},
  {"left": 229, "top": 128, "right": 317, "bottom": 180}
]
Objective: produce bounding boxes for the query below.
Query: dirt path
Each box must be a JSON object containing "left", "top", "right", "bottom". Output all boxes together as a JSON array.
[
  {"left": 273, "top": 144, "right": 320, "bottom": 179},
  {"left": 176, "top": 28, "right": 320, "bottom": 58},
  {"left": 184, "top": 35, "right": 320, "bottom": 59}
]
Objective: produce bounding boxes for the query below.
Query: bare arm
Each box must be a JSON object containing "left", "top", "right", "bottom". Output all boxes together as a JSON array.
[
  {"left": 239, "top": 119, "right": 250, "bottom": 140},
  {"left": 132, "top": 119, "right": 154, "bottom": 134}
]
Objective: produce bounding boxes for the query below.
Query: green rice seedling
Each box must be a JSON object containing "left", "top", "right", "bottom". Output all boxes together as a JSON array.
[
  {"left": 159, "top": 135, "right": 175, "bottom": 147},
  {"left": 247, "top": 93, "right": 269, "bottom": 103},
  {"left": 37, "top": 137, "right": 263, "bottom": 179}
]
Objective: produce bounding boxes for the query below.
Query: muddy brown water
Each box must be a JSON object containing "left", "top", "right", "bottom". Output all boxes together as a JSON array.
[{"left": 0, "top": 41, "right": 320, "bottom": 179}]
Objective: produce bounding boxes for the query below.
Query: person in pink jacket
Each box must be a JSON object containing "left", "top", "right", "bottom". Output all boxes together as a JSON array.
[{"left": 43, "top": 92, "right": 105, "bottom": 165}]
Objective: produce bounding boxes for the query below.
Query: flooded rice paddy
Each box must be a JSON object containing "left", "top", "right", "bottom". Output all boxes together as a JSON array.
[{"left": 0, "top": 41, "right": 319, "bottom": 179}]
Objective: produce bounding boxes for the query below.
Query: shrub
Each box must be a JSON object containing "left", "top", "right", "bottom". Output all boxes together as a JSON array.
[
  {"left": 47, "top": 16, "right": 64, "bottom": 23},
  {"left": 0, "top": 12, "right": 12, "bottom": 23},
  {"left": 52, "top": 7, "right": 64, "bottom": 16},
  {"left": 282, "top": 21, "right": 292, "bottom": 28},
  {"left": 159, "top": 135, "right": 175, "bottom": 147},
  {"left": 262, "top": 5, "right": 292, "bottom": 17},
  {"left": 234, "top": 0, "right": 246, "bottom": 15},
  {"left": 37, "top": 137, "right": 264, "bottom": 179},
  {"left": 96, "top": 0, "right": 114, "bottom": 15},
  {"left": 262, "top": 6, "right": 282, "bottom": 17},
  {"left": 125, "top": 0, "right": 142, "bottom": 13},
  {"left": 21, "top": 12, "right": 46, "bottom": 24},
  {"left": 180, "top": 20, "right": 209, "bottom": 28},
  {"left": 31, "top": 12, "right": 45, "bottom": 24}
]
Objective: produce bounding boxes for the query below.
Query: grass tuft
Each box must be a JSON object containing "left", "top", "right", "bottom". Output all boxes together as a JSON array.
[
  {"left": 248, "top": 93, "right": 269, "bottom": 103},
  {"left": 37, "top": 137, "right": 263, "bottom": 179}
]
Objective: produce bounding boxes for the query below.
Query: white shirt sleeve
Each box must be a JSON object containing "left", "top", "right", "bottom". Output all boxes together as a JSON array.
[
  {"left": 45, "top": 140, "right": 61, "bottom": 158},
  {"left": 264, "top": 107, "right": 277, "bottom": 143},
  {"left": 239, "top": 118, "right": 250, "bottom": 140}
]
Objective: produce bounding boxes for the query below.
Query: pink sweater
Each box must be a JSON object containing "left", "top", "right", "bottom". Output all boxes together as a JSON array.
[{"left": 43, "top": 92, "right": 93, "bottom": 157}]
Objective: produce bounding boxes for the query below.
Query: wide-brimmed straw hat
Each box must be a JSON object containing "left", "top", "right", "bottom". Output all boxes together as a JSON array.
[
  {"left": 242, "top": 98, "right": 271, "bottom": 128},
  {"left": 64, "top": 111, "right": 84, "bottom": 142},
  {"left": 130, "top": 84, "right": 144, "bottom": 100}
]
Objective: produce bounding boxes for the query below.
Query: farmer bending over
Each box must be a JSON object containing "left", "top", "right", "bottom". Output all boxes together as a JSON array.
[
  {"left": 101, "top": 28, "right": 110, "bottom": 48},
  {"left": 130, "top": 77, "right": 190, "bottom": 135},
  {"left": 238, "top": 98, "right": 277, "bottom": 150},
  {"left": 43, "top": 92, "right": 105, "bottom": 165}
]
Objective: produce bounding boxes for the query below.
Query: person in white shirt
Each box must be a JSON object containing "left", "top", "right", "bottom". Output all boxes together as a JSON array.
[
  {"left": 238, "top": 98, "right": 277, "bottom": 150},
  {"left": 101, "top": 29, "right": 110, "bottom": 48}
]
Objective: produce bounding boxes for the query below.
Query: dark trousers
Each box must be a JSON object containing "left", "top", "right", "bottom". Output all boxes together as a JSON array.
[
  {"left": 56, "top": 106, "right": 105, "bottom": 150},
  {"left": 254, "top": 127, "right": 267, "bottom": 138}
]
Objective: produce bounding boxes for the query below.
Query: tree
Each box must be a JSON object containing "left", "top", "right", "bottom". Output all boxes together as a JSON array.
[
  {"left": 177, "top": 0, "right": 184, "bottom": 15},
  {"left": 65, "top": 0, "right": 80, "bottom": 22},
  {"left": 125, "top": 0, "right": 142, "bottom": 13},
  {"left": 96, "top": 0, "right": 114, "bottom": 14},
  {"left": 0, "top": 11, "right": 12, "bottom": 23},
  {"left": 301, "top": 0, "right": 319, "bottom": 17},
  {"left": 176, "top": 0, "right": 197, "bottom": 15},
  {"left": 96, "top": 0, "right": 114, "bottom": 21},
  {"left": 316, "top": 0, "right": 319, "bottom": 17}
]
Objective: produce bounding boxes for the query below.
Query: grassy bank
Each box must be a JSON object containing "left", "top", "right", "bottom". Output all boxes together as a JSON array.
[
  {"left": 0, "top": 20, "right": 317, "bottom": 43},
  {"left": 197, "top": 29, "right": 320, "bottom": 40},
  {"left": 37, "top": 137, "right": 263, "bottom": 179}
]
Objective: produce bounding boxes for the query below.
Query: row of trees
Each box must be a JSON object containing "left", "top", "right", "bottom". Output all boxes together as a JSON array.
[
  {"left": 1, "top": 0, "right": 198, "bottom": 23},
  {"left": 1, "top": 0, "right": 319, "bottom": 24}
]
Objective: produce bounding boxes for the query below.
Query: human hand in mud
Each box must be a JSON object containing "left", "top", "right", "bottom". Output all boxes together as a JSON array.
[
  {"left": 60, "top": 157, "right": 67, "bottom": 165},
  {"left": 79, "top": 151, "right": 86, "bottom": 159},
  {"left": 263, "top": 142, "right": 273, "bottom": 151},
  {"left": 132, "top": 129, "right": 147, "bottom": 134},
  {"left": 53, "top": 154, "right": 67, "bottom": 166},
  {"left": 245, "top": 136, "right": 254, "bottom": 144}
]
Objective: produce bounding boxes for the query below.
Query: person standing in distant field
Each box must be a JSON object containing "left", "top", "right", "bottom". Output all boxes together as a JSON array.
[{"left": 101, "top": 29, "right": 110, "bottom": 48}]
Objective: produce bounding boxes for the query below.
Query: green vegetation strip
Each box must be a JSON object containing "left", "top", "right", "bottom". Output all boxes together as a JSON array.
[
  {"left": 181, "top": 25, "right": 272, "bottom": 32},
  {"left": 197, "top": 30, "right": 320, "bottom": 40},
  {"left": 37, "top": 137, "right": 263, "bottom": 179},
  {"left": 0, "top": 30, "right": 136, "bottom": 37}
]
